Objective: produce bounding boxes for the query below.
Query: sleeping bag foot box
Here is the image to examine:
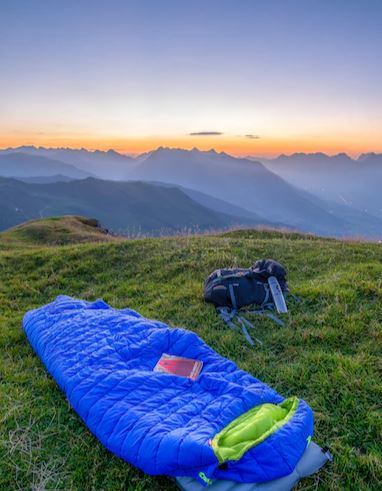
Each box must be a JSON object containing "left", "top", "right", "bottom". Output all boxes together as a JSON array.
[
  {"left": 176, "top": 441, "right": 332, "bottom": 490},
  {"left": 23, "top": 296, "right": 327, "bottom": 487}
]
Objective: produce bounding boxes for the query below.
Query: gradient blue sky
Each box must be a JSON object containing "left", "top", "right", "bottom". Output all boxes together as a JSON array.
[{"left": 1, "top": 0, "right": 381, "bottom": 155}]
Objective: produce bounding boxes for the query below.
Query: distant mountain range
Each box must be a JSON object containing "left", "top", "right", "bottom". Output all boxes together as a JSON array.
[
  {"left": 0, "top": 145, "right": 381, "bottom": 239},
  {"left": 0, "top": 177, "right": 262, "bottom": 235},
  {"left": 0, "top": 152, "right": 91, "bottom": 179},
  {"left": 258, "top": 152, "right": 382, "bottom": 218},
  {"left": 125, "top": 147, "right": 382, "bottom": 238},
  {"left": 0, "top": 146, "right": 134, "bottom": 179}
]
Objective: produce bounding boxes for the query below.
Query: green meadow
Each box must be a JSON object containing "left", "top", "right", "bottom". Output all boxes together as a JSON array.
[{"left": 0, "top": 218, "right": 381, "bottom": 490}]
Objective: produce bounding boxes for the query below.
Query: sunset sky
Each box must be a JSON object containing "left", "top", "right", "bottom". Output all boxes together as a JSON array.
[{"left": 1, "top": 0, "right": 381, "bottom": 156}]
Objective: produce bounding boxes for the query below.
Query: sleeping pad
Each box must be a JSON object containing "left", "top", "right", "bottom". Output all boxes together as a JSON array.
[{"left": 23, "top": 296, "right": 314, "bottom": 486}]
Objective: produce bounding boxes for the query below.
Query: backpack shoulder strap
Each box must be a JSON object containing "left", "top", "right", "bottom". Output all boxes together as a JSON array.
[
  {"left": 236, "top": 315, "right": 263, "bottom": 346},
  {"left": 245, "top": 307, "right": 285, "bottom": 327},
  {"left": 216, "top": 307, "right": 237, "bottom": 330},
  {"left": 228, "top": 283, "right": 238, "bottom": 310},
  {"left": 217, "top": 307, "right": 264, "bottom": 346}
]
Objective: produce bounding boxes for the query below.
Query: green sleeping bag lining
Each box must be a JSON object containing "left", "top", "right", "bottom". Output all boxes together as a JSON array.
[{"left": 212, "top": 397, "right": 299, "bottom": 463}]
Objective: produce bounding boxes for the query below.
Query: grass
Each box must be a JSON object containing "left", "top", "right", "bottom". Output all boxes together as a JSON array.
[
  {"left": 0, "top": 220, "right": 381, "bottom": 490},
  {"left": 0, "top": 216, "right": 119, "bottom": 248}
]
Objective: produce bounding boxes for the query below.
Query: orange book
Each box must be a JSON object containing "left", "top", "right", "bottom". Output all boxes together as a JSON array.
[{"left": 154, "top": 353, "right": 203, "bottom": 381}]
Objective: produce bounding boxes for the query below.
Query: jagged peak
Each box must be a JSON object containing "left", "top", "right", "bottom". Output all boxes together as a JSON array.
[{"left": 357, "top": 152, "right": 381, "bottom": 161}]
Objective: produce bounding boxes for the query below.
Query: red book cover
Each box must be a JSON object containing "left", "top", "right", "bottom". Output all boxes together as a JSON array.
[{"left": 154, "top": 353, "right": 203, "bottom": 381}]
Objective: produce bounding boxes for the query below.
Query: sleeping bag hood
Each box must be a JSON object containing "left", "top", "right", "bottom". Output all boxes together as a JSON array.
[{"left": 23, "top": 296, "right": 314, "bottom": 485}]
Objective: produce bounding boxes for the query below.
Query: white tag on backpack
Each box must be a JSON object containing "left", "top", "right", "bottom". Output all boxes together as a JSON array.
[{"left": 268, "top": 276, "right": 288, "bottom": 314}]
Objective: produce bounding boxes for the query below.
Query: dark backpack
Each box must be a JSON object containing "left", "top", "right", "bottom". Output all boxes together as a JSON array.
[{"left": 204, "top": 259, "right": 289, "bottom": 346}]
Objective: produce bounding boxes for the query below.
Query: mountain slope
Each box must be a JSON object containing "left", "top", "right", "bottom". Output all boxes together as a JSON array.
[
  {"left": 127, "top": 147, "right": 380, "bottom": 237},
  {"left": 146, "top": 180, "right": 267, "bottom": 221},
  {"left": 0, "top": 146, "right": 135, "bottom": 180},
  {"left": 2, "top": 146, "right": 381, "bottom": 238},
  {"left": 0, "top": 177, "right": 261, "bottom": 235},
  {"left": 0, "top": 230, "right": 380, "bottom": 490},
  {"left": 0, "top": 152, "right": 90, "bottom": 179},
  {"left": 261, "top": 152, "right": 382, "bottom": 218},
  {"left": 17, "top": 174, "right": 75, "bottom": 184}
]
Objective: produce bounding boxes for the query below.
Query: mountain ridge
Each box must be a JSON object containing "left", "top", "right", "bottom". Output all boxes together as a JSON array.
[
  {"left": 0, "top": 152, "right": 91, "bottom": 179},
  {"left": 0, "top": 177, "right": 263, "bottom": 235},
  {"left": 3, "top": 144, "right": 382, "bottom": 160},
  {"left": 126, "top": 147, "right": 377, "bottom": 237},
  {"left": 259, "top": 152, "right": 382, "bottom": 219},
  {"left": 1, "top": 146, "right": 381, "bottom": 238}
]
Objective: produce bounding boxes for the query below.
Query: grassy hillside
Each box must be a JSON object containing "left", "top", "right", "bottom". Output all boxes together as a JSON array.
[
  {"left": 0, "top": 216, "right": 119, "bottom": 248},
  {"left": 0, "top": 223, "right": 381, "bottom": 490}
]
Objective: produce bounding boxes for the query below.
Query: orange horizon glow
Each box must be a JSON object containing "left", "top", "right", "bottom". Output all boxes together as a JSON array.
[
  {"left": 1, "top": 132, "right": 382, "bottom": 158},
  {"left": 2, "top": 3, "right": 381, "bottom": 162}
]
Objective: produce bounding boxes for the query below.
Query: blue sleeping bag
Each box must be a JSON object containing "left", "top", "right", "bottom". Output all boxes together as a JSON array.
[{"left": 23, "top": 296, "right": 314, "bottom": 485}]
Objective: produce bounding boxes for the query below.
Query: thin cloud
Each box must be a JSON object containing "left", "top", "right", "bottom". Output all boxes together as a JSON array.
[
  {"left": 244, "top": 134, "right": 260, "bottom": 139},
  {"left": 189, "top": 131, "right": 223, "bottom": 136}
]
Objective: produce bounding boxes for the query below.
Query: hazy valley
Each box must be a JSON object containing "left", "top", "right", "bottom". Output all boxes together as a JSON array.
[{"left": 0, "top": 146, "right": 381, "bottom": 240}]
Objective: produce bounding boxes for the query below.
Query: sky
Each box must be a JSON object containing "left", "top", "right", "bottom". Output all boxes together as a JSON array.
[{"left": 0, "top": 0, "right": 381, "bottom": 156}]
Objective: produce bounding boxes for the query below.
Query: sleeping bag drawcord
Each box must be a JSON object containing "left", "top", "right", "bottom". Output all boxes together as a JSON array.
[{"left": 197, "top": 471, "right": 213, "bottom": 486}]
